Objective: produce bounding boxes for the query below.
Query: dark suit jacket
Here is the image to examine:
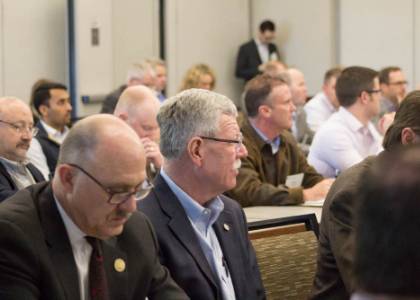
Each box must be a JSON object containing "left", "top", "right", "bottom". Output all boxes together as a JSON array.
[
  {"left": 100, "top": 85, "right": 127, "bottom": 114},
  {"left": 0, "top": 182, "right": 188, "bottom": 300},
  {"left": 0, "top": 161, "right": 45, "bottom": 202},
  {"left": 35, "top": 122, "right": 61, "bottom": 174},
  {"left": 138, "top": 174, "right": 265, "bottom": 300},
  {"left": 310, "top": 155, "right": 378, "bottom": 300},
  {"left": 235, "top": 39, "right": 279, "bottom": 81}
]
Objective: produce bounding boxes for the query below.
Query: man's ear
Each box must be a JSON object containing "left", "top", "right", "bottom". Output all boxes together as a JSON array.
[
  {"left": 56, "top": 164, "right": 76, "bottom": 193},
  {"left": 258, "top": 104, "right": 271, "bottom": 118},
  {"left": 401, "top": 127, "right": 417, "bottom": 145},
  {"left": 117, "top": 112, "right": 128, "bottom": 122},
  {"left": 187, "top": 137, "right": 204, "bottom": 167},
  {"left": 39, "top": 104, "right": 49, "bottom": 118}
]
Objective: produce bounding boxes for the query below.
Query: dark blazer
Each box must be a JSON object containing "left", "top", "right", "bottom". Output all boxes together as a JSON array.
[
  {"left": 235, "top": 39, "right": 279, "bottom": 81},
  {"left": 35, "top": 122, "right": 61, "bottom": 174},
  {"left": 100, "top": 85, "right": 127, "bottom": 114},
  {"left": 0, "top": 182, "right": 188, "bottom": 300},
  {"left": 0, "top": 161, "right": 45, "bottom": 202},
  {"left": 138, "top": 174, "right": 265, "bottom": 300},
  {"left": 310, "top": 155, "right": 378, "bottom": 300}
]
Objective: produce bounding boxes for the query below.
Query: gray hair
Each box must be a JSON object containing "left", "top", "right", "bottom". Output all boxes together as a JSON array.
[
  {"left": 126, "top": 61, "right": 156, "bottom": 83},
  {"left": 158, "top": 89, "right": 237, "bottom": 159}
]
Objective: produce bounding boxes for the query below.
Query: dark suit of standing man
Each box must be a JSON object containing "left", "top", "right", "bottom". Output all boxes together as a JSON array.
[
  {"left": 0, "top": 114, "right": 188, "bottom": 300},
  {"left": 138, "top": 89, "right": 265, "bottom": 300},
  {"left": 235, "top": 20, "right": 280, "bottom": 82}
]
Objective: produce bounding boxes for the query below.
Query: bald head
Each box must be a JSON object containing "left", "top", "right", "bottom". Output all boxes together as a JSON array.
[
  {"left": 57, "top": 114, "right": 144, "bottom": 167},
  {"left": 114, "top": 85, "right": 161, "bottom": 142},
  {"left": 0, "top": 97, "right": 34, "bottom": 162},
  {"left": 287, "top": 68, "right": 308, "bottom": 106}
]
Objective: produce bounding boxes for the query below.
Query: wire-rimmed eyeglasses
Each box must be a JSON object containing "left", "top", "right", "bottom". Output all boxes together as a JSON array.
[
  {"left": 68, "top": 163, "right": 153, "bottom": 204},
  {"left": 0, "top": 120, "right": 39, "bottom": 136}
]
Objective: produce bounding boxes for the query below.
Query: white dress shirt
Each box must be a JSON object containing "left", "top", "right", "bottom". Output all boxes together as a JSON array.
[
  {"left": 254, "top": 38, "right": 270, "bottom": 64},
  {"left": 27, "top": 121, "right": 69, "bottom": 179},
  {"left": 308, "top": 107, "right": 383, "bottom": 178},
  {"left": 55, "top": 198, "right": 92, "bottom": 300},
  {"left": 304, "top": 92, "right": 337, "bottom": 132}
]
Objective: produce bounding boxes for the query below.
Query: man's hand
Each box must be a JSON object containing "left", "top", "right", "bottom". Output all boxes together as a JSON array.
[
  {"left": 303, "top": 178, "right": 335, "bottom": 202},
  {"left": 141, "top": 138, "right": 163, "bottom": 169}
]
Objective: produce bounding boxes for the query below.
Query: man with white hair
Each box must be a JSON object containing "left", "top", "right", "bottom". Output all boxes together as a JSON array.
[
  {"left": 0, "top": 97, "right": 45, "bottom": 201},
  {"left": 100, "top": 61, "right": 157, "bottom": 113},
  {"left": 114, "top": 85, "right": 163, "bottom": 178},
  {"left": 138, "top": 89, "right": 265, "bottom": 300}
]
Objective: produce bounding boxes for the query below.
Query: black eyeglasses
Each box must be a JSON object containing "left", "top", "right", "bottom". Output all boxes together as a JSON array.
[
  {"left": 366, "top": 89, "right": 381, "bottom": 94},
  {"left": 68, "top": 163, "right": 153, "bottom": 204},
  {"left": 0, "top": 120, "right": 38, "bottom": 136},
  {"left": 199, "top": 134, "right": 244, "bottom": 152}
]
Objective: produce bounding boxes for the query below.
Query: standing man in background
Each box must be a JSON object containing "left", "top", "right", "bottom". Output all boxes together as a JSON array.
[
  {"left": 235, "top": 20, "right": 280, "bottom": 82},
  {"left": 147, "top": 58, "right": 168, "bottom": 102}
]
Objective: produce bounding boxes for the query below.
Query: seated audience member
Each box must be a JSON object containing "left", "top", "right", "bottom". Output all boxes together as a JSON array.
[
  {"left": 352, "top": 145, "right": 420, "bottom": 300},
  {"left": 235, "top": 19, "right": 280, "bottom": 82},
  {"left": 308, "top": 66, "right": 383, "bottom": 178},
  {"left": 304, "top": 67, "right": 342, "bottom": 131},
  {"left": 310, "top": 91, "right": 420, "bottom": 300},
  {"left": 147, "top": 58, "right": 167, "bottom": 102},
  {"left": 179, "top": 64, "right": 216, "bottom": 91},
  {"left": 138, "top": 89, "right": 265, "bottom": 300},
  {"left": 261, "top": 60, "right": 287, "bottom": 77},
  {"left": 288, "top": 68, "right": 315, "bottom": 152},
  {"left": 0, "top": 97, "right": 45, "bottom": 202},
  {"left": 227, "top": 74, "right": 333, "bottom": 206},
  {"left": 114, "top": 85, "right": 163, "bottom": 179},
  {"left": 100, "top": 61, "right": 157, "bottom": 113},
  {"left": 27, "top": 80, "right": 72, "bottom": 177},
  {"left": 0, "top": 114, "right": 188, "bottom": 299},
  {"left": 378, "top": 66, "right": 407, "bottom": 117}
]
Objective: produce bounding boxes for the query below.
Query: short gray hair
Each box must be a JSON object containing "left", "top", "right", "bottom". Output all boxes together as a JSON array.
[
  {"left": 126, "top": 61, "right": 156, "bottom": 83},
  {"left": 158, "top": 89, "right": 237, "bottom": 159}
]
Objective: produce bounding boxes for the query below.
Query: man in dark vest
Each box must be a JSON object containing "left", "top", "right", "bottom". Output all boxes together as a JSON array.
[
  {"left": 0, "top": 97, "right": 45, "bottom": 201},
  {"left": 27, "top": 80, "right": 72, "bottom": 177}
]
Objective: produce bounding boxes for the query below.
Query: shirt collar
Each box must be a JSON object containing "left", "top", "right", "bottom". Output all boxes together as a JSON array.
[
  {"left": 160, "top": 169, "right": 224, "bottom": 227},
  {"left": 250, "top": 121, "right": 281, "bottom": 154},
  {"left": 55, "top": 195, "right": 87, "bottom": 246},
  {"left": 320, "top": 92, "right": 337, "bottom": 112},
  {"left": 40, "top": 120, "right": 69, "bottom": 143}
]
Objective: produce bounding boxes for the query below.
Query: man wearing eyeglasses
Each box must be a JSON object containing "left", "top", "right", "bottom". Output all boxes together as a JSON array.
[
  {"left": 0, "top": 114, "right": 188, "bottom": 300},
  {"left": 138, "top": 89, "right": 266, "bottom": 300},
  {"left": 378, "top": 66, "right": 407, "bottom": 117},
  {"left": 0, "top": 97, "right": 45, "bottom": 202},
  {"left": 308, "top": 66, "right": 383, "bottom": 178}
]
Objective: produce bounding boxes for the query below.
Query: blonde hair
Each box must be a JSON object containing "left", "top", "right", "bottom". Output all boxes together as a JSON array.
[{"left": 179, "top": 64, "right": 216, "bottom": 91}]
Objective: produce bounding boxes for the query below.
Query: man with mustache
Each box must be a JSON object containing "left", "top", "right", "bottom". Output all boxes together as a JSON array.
[
  {"left": 0, "top": 97, "right": 45, "bottom": 202},
  {"left": 138, "top": 89, "right": 266, "bottom": 300},
  {"left": 0, "top": 114, "right": 188, "bottom": 300},
  {"left": 27, "top": 80, "right": 72, "bottom": 178}
]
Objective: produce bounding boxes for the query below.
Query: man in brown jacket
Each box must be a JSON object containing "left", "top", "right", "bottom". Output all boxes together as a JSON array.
[{"left": 227, "top": 74, "right": 333, "bottom": 206}]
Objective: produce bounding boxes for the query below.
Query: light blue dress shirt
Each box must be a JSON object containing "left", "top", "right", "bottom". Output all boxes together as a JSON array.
[{"left": 160, "top": 169, "right": 236, "bottom": 300}]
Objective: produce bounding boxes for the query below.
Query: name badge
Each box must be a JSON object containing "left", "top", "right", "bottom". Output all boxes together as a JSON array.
[{"left": 285, "top": 173, "right": 304, "bottom": 188}]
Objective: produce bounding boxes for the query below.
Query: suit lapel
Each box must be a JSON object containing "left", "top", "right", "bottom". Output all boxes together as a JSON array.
[
  {"left": 102, "top": 238, "right": 129, "bottom": 300},
  {"left": 251, "top": 40, "right": 263, "bottom": 65},
  {"left": 0, "top": 161, "right": 17, "bottom": 190},
  {"left": 153, "top": 175, "right": 218, "bottom": 289},
  {"left": 38, "top": 184, "right": 81, "bottom": 300},
  {"left": 213, "top": 206, "right": 243, "bottom": 298}
]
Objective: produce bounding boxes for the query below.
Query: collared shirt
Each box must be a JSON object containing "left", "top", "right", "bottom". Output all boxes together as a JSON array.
[
  {"left": 250, "top": 122, "right": 281, "bottom": 154},
  {"left": 55, "top": 197, "right": 92, "bottom": 300},
  {"left": 160, "top": 169, "right": 236, "bottom": 300},
  {"left": 308, "top": 107, "right": 383, "bottom": 178},
  {"left": 304, "top": 91, "right": 337, "bottom": 132},
  {"left": 0, "top": 157, "right": 36, "bottom": 189},
  {"left": 40, "top": 120, "right": 69, "bottom": 144},
  {"left": 254, "top": 38, "right": 270, "bottom": 64}
]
